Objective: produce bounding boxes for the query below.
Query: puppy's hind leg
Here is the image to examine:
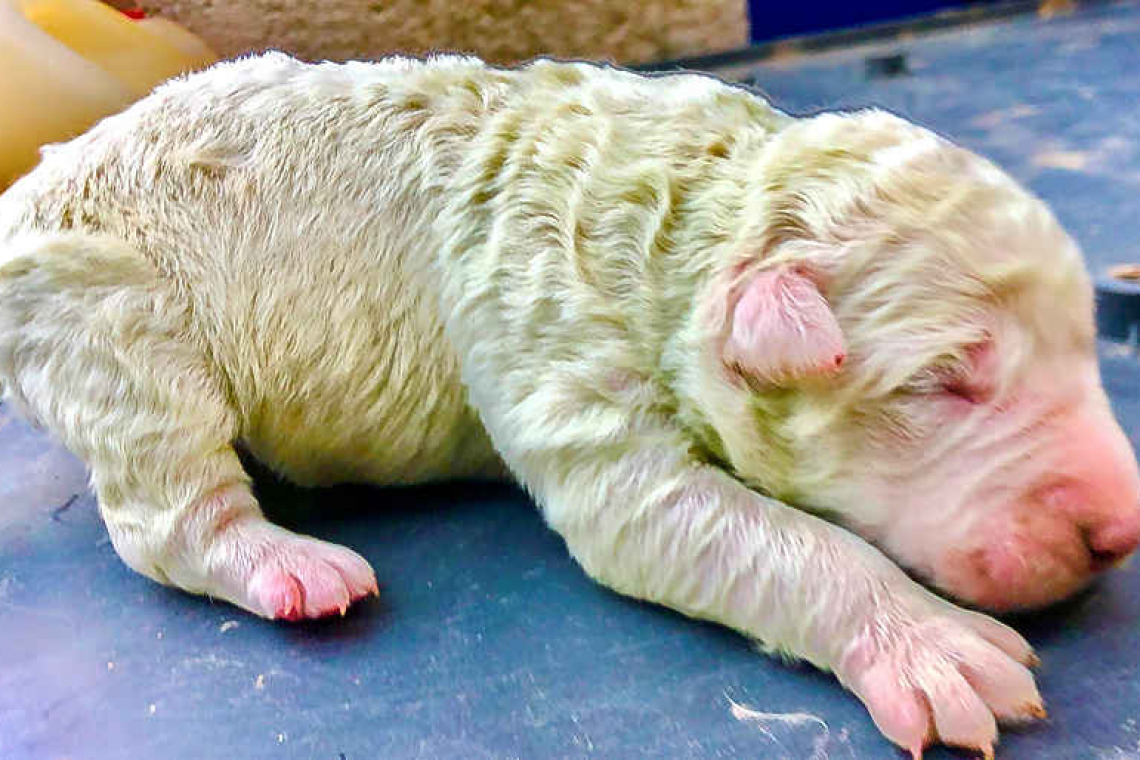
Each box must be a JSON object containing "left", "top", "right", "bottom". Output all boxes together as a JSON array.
[{"left": 0, "top": 233, "right": 377, "bottom": 619}]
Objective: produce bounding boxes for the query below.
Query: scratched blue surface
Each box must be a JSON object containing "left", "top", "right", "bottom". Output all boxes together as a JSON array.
[{"left": 5, "top": 3, "right": 1140, "bottom": 759}]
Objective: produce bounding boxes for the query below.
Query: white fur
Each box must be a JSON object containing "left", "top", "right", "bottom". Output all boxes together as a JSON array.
[{"left": 1, "top": 53, "right": 1135, "bottom": 756}]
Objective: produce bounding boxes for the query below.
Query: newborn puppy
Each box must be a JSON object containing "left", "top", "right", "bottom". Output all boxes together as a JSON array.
[{"left": 2, "top": 53, "right": 1138, "bottom": 758}]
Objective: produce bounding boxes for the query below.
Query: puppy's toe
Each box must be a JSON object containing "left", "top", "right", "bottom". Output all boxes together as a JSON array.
[
  {"left": 850, "top": 660, "right": 933, "bottom": 757},
  {"left": 250, "top": 569, "right": 307, "bottom": 620}
]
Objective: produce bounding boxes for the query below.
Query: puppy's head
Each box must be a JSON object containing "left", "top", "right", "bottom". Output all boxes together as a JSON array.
[{"left": 696, "top": 110, "right": 1140, "bottom": 612}]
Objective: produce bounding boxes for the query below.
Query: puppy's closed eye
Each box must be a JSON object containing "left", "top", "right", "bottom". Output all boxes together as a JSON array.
[
  {"left": 940, "top": 374, "right": 991, "bottom": 405},
  {"left": 904, "top": 337, "right": 998, "bottom": 406}
]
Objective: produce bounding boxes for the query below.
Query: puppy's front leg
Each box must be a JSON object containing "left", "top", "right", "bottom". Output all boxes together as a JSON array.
[{"left": 520, "top": 437, "right": 1042, "bottom": 757}]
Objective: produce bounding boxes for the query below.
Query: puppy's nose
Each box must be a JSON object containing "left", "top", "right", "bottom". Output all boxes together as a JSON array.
[{"left": 1085, "top": 505, "right": 1140, "bottom": 570}]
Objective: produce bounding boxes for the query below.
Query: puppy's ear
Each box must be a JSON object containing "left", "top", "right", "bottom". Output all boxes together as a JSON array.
[{"left": 724, "top": 266, "right": 846, "bottom": 386}]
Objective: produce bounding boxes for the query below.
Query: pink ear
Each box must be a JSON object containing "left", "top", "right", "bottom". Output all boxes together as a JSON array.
[{"left": 724, "top": 266, "right": 846, "bottom": 385}]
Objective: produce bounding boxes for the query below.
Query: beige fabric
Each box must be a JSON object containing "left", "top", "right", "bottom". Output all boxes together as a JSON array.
[{"left": 129, "top": 0, "right": 748, "bottom": 65}]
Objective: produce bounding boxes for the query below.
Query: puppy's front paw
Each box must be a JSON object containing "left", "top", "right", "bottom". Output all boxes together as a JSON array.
[
  {"left": 245, "top": 534, "right": 379, "bottom": 620},
  {"left": 837, "top": 602, "right": 1043, "bottom": 759}
]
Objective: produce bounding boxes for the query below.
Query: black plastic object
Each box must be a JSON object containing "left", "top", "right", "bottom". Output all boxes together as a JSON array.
[
  {"left": 865, "top": 52, "right": 910, "bottom": 79},
  {"left": 746, "top": 1, "right": 996, "bottom": 44},
  {"left": 1096, "top": 265, "right": 1140, "bottom": 343}
]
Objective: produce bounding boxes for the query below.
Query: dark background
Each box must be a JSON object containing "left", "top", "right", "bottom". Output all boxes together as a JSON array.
[{"left": 749, "top": 0, "right": 995, "bottom": 42}]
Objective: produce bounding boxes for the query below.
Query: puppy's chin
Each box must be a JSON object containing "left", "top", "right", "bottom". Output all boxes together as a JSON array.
[
  {"left": 848, "top": 506, "right": 1099, "bottom": 612},
  {"left": 870, "top": 501, "right": 1111, "bottom": 613},
  {"left": 927, "top": 535, "right": 1096, "bottom": 613}
]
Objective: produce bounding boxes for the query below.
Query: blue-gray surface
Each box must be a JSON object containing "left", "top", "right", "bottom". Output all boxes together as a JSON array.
[{"left": 5, "top": 4, "right": 1140, "bottom": 759}]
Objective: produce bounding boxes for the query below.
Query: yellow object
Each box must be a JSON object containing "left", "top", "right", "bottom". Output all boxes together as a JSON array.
[
  {"left": 0, "top": 0, "right": 217, "bottom": 190},
  {"left": 0, "top": 0, "right": 132, "bottom": 188},
  {"left": 21, "top": 0, "right": 213, "bottom": 96},
  {"left": 136, "top": 16, "right": 218, "bottom": 71}
]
